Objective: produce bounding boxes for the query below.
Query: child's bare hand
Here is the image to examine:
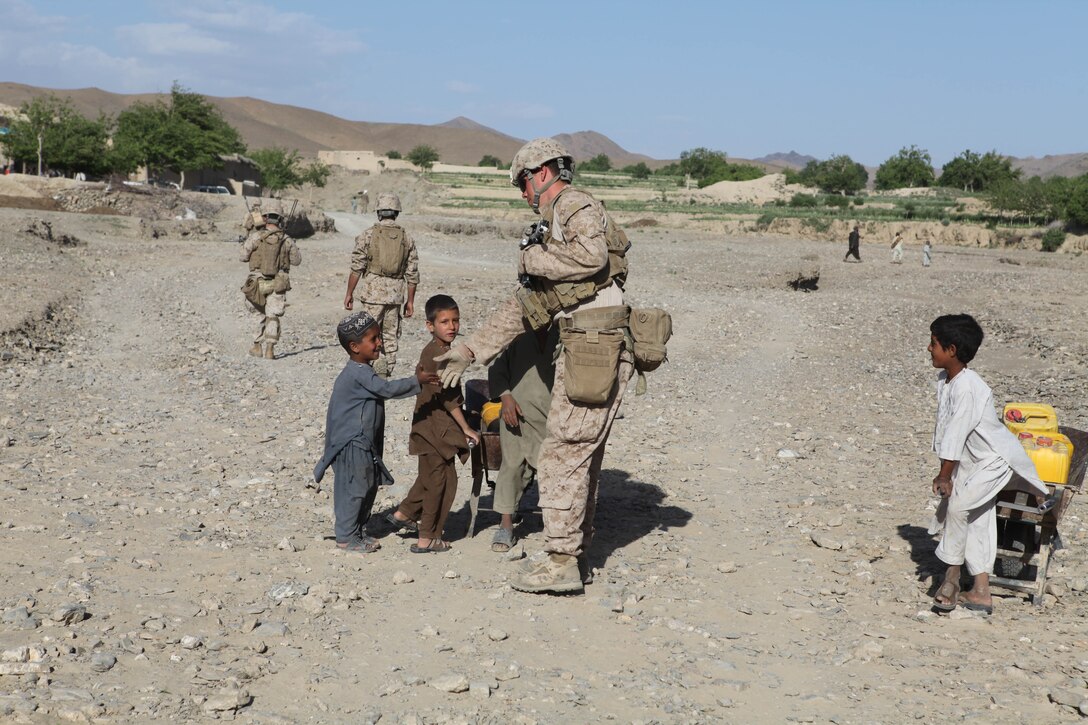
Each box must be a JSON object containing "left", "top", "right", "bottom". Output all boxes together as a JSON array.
[
  {"left": 415, "top": 364, "right": 440, "bottom": 386},
  {"left": 464, "top": 429, "right": 481, "bottom": 447},
  {"left": 932, "top": 476, "right": 952, "bottom": 497}
]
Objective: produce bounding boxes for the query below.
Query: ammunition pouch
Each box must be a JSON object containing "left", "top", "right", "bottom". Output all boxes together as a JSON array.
[
  {"left": 558, "top": 305, "right": 629, "bottom": 406},
  {"left": 629, "top": 308, "right": 672, "bottom": 373},
  {"left": 515, "top": 267, "right": 611, "bottom": 331},
  {"left": 272, "top": 271, "right": 291, "bottom": 294},
  {"left": 561, "top": 327, "right": 625, "bottom": 406},
  {"left": 241, "top": 275, "right": 266, "bottom": 309}
]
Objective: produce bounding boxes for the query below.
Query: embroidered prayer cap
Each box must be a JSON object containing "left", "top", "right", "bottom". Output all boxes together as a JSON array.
[{"left": 337, "top": 311, "right": 377, "bottom": 341}]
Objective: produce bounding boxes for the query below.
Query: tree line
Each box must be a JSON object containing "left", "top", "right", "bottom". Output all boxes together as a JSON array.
[{"left": 0, "top": 84, "right": 328, "bottom": 194}]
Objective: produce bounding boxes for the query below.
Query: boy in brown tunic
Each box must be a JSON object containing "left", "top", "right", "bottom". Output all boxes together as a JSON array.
[{"left": 388, "top": 295, "right": 479, "bottom": 552}]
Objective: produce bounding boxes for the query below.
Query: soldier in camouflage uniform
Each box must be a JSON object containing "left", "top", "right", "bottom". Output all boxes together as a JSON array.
[
  {"left": 343, "top": 192, "right": 419, "bottom": 377},
  {"left": 435, "top": 138, "right": 634, "bottom": 594},
  {"left": 240, "top": 212, "right": 302, "bottom": 359}
]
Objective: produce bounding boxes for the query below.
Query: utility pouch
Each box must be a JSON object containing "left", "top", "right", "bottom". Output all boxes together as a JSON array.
[
  {"left": 629, "top": 308, "right": 672, "bottom": 372},
  {"left": 273, "top": 271, "right": 291, "bottom": 294},
  {"left": 241, "top": 276, "right": 266, "bottom": 309},
  {"left": 515, "top": 286, "right": 553, "bottom": 331},
  {"left": 560, "top": 327, "right": 624, "bottom": 405}
]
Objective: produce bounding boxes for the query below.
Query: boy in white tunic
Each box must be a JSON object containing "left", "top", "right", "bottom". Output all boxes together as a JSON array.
[{"left": 927, "top": 314, "right": 1051, "bottom": 614}]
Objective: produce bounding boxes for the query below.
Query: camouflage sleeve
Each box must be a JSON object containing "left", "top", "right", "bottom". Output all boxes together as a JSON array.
[
  {"left": 403, "top": 233, "right": 420, "bottom": 285},
  {"left": 521, "top": 198, "right": 608, "bottom": 282},
  {"left": 287, "top": 238, "right": 301, "bottom": 266},
  {"left": 350, "top": 229, "right": 372, "bottom": 274},
  {"left": 464, "top": 295, "right": 528, "bottom": 366},
  {"left": 239, "top": 232, "right": 259, "bottom": 262}
]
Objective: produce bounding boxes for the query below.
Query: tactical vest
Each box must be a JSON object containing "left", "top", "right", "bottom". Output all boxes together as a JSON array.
[
  {"left": 516, "top": 188, "right": 630, "bottom": 330},
  {"left": 368, "top": 224, "right": 410, "bottom": 278},
  {"left": 249, "top": 230, "right": 290, "bottom": 277}
]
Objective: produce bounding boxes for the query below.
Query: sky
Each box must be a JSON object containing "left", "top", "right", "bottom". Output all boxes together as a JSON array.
[{"left": 1, "top": 0, "right": 1085, "bottom": 166}]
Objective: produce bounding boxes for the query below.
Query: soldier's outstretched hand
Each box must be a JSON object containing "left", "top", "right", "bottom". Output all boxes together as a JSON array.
[{"left": 434, "top": 344, "right": 474, "bottom": 388}]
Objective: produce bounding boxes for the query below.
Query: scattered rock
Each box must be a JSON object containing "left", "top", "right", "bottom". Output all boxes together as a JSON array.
[
  {"left": 392, "top": 571, "right": 414, "bottom": 585},
  {"left": 431, "top": 673, "right": 469, "bottom": 693},
  {"left": 89, "top": 653, "right": 116, "bottom": 672}
]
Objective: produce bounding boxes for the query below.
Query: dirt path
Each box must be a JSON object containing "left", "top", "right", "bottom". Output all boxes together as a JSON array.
[{"left": 2, "top": 209, "right": 1088, "bottom": 722}]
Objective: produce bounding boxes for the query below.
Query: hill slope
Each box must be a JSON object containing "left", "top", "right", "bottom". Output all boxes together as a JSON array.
[{"left": 0, "top": 83, "right": 652, "bottom": 167}]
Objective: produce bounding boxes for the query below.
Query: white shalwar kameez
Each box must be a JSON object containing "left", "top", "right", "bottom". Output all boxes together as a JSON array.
[{"left": 928, "top": 368, "right": 1048, "bottom": 575}]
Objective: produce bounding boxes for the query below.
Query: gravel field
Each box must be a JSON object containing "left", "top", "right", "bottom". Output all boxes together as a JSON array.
[{"left": 2, "top": 192, "right": 1088, "bottom": 723}]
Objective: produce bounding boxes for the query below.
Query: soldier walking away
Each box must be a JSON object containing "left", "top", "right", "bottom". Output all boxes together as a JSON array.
[
  {"left": 239, "top": 212, "right": 302, "bottom": 359},
  {"left": 359, "top": 189, "right": 369, "bottom": 214},
  {"left": 343, "top": 192, "right": 419, "bottom": 377},
  {"left": 432, "top": 138, "right": 634, "bottom": 594},
  {"left": 844, "top": 223, "right": 862, "bottom": 262}
]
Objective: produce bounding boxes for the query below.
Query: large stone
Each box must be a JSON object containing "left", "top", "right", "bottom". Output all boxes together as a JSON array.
[
  {"left": 203, "top": 688, "right": 252, "bottom": 713},
  {"left": 430, "top": 673, "right": 469, "bottom": 693},
  {"left": 52, "top": 604, "right": 88, "bottom": 625},
  {"left": 89, "top": 653, "right": 116, "bottom": 673}
]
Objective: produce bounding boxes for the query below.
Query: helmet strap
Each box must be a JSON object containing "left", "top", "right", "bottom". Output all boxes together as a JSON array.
[{"left": 528, "top": 160, "right": 571, "bottom": 213}]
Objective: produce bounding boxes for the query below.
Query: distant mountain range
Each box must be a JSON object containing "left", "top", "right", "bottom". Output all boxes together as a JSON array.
[{"left": 1, "top": 83, "right": 1085, "bottom": 178}]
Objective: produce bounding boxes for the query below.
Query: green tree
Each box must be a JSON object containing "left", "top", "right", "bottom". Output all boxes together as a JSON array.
[
  {"left": 1, "top": 95, "right": 117, "bottom": 177},
  {"left": 1, "top": 95, "right": 70, "bottom": 175},
  {"left": 798, "top": 155, "right": 868, "bottom": 195},
  {"left": 679, "top": 147, "right": 727, "bottom": 181},
  {"left": 622, "top": 162, "right": 652, "bottom": 179},
  {"left": 1060, "top": 174, "right": 1088, "bottom": 227},
  {"left": 938, "top": 149, "right": 1019, "bottom": 192},
  {"left": 386, "top": 150, "right": 402, "bottom": 159},
  {"left": 249, "top": 147, "right": 302, "bottom": 192},
  {"left": 407, "top": 144, "right": 439, "bottom": 170},
  {"left": 580, "top": 153, "right": 612, "bottom": 172},
  {"left": 111, "top": 83, "right": 244, "bottom": 186},
  {"left": 300, "top": 159, "right": 331, "bottom": 201},
  {"left": 874, "top": 145, "right": 935, "bottom": 190},
  {"left": 478, "top": 154, "right": 502, "bottom": 168}
]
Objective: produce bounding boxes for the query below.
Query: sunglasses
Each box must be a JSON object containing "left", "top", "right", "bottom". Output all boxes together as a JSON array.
[{"left": 517, "top": 168, "right": 539, "bottom": 192}]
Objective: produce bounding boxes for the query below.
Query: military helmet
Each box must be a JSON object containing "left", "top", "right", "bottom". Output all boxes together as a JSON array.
[
  {"left": 510, "top": 138, "right": 574, "bottom": 187},
  {"left": 263, "top": 211, "right": 283, "bottom": 225},
  {"left": 376, "top": 192, "right": 402, "bottom": 213}
]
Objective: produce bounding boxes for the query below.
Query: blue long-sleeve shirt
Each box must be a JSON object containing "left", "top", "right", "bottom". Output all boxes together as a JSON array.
[{"left": 313, "top": 361, "right": 420, "bottom": 484}]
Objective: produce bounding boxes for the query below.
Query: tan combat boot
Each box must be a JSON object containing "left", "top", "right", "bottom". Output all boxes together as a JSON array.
[
  {"left": 263, "top": 343, "right": 275, "bottom": 359},
  {"left": 510, "top": 552, "right": 582, "bottom": 594},
  {"left": 249, "top": 343, "right": 263, "bottom": 357}
]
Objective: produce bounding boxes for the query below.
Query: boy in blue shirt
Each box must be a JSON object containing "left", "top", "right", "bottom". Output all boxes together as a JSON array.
[{"left": 314, "top": 312, "right": 436, "bottom": 553}]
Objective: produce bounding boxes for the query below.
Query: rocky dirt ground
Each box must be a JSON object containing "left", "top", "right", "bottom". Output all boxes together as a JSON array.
[{"left": 2, "top": 180, "right": 1088, "bottom": 724}]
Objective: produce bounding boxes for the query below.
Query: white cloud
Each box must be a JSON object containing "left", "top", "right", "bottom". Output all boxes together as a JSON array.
[
  {"left": 116, "top": 23, "right": 233, "bottom": 57},
  {"left": 446, "top": 80, "right": 480, "bottom": 94},
  {"left": 169, "top": 0, "right": 364, "bottom": 55},
  {"left": 14, "top": 42, "right": 164, "bottom": 92}
]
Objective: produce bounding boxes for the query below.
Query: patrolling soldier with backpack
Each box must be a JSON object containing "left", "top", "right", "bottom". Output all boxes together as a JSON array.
[
  {"left": 434, "top": 138, "right": 671, "bottom": 594},
  {"left": 343, "top": 192, "right": 420, "bottom": 377},
  {"left": 240, "top": 211, "right": 302, "bottom": 359}
]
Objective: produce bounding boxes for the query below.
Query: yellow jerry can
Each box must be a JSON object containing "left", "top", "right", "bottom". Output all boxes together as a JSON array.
[
  {"left": 1019, "top": 432, "right": 1074, "bottom": 485},
  {"left": 1003, "top": 402, "right": 1059, "bottom": 435}
]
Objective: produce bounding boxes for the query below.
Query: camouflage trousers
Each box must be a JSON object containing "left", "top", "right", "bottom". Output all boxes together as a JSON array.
[
  {"left": 358, "top": 302, "right": 401, "bottom": 372},
  {"left": 248, "top": 278, "right": 285, "bottom": 344},
  {"left": 536, "top": 347, "right": 634, "bottom": 557}
]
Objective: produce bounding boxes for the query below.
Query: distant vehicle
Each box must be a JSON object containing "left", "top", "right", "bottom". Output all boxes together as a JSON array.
[
  {"left": 150, "top": 178, "right": 181, "bottom": 190},
  {"left": 196, "top": 185, "right": 231, "bottom": 195}
]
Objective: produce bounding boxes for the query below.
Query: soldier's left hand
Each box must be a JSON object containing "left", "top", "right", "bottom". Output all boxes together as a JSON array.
[
  {"left": 434, "top": 344, "right": 474, "bottom": 388},
  {"left": 403, "top": 300, "right": 414, "bottom": 318}
]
